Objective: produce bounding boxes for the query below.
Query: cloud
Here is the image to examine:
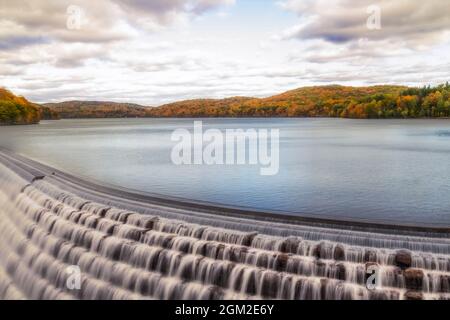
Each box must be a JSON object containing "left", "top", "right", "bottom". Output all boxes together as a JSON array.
[
  {"left": 0, "top": 35, "right": 49, "bottom": 50},
  {"left": 0, "top": 0, "right": 235, "bottom": 48},
  {"left": 189, "top": 0, "right": 236, "bottom": 14},
  {"left": 110, "top": 0, "right": 235, "bottom": 30},
  {"left": 279, "top": 0, "right": 450, "bottom": 47},
  {"left": 0, "top": 0, "right": 235, "bottom": 72},
  {"left": 0, "top": 1, "right": 131, "bottom": 48},
  {"left": 112, "top": 0, "right": 235, "bottom": 15},
  {"left": 52, "top": 45, "right": 112, "bottom": 68},
  {"left": 287, "top": 39, "right": 412, "bottom": 64},
  {"left": 0, "top": 65, "right": 23, "bottom": 77},
  {"left": 0, "top": 20, "right": 50, "bottom": 50}
]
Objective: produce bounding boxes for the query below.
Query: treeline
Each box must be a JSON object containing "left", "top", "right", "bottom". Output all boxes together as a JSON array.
[
  {"left": 146, "top": 97, "right": 255, "bottom": 117},
  {"left": 39, "top": 106, "right": 60, "bottom": 120},
  {"left": 147, "top": 83, "right": 450, "bottom": 119},
  {"left": 0, "top": 88, "right": 59, "bottom": 125},
  {"left": 43, "top": 101, "right": 150, "bottom": 119},
  {"left": 0, "top": 88, "right": 40, "bottom": 125},
  {"left": 3, "top": 83, "right": 450, "bottom": 124}
]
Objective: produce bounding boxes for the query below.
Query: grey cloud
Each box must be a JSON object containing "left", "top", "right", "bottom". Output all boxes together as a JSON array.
[
  {"left": 18, "top": 82, "right": 64, "bottom": 90},
  {"left": 0, "top": 35, "right": 49, "bottom": 50},
  {"left": 52, "top": 46, "right": 112, "bottom": 68},
  {"left": 0, "top": 0, "right": 233, "bottom": 49},
  {"left": 0, "top": 0, "right": 235, "bottom": 51},
  {"left": 189, "top": 0, "right": 235, "bottom": 14},
  {"left": 0, "top": 65, "right": 23, "bottom": 76},
  {"left": 112, "top": 0, "right": 234, "bottom": 16},
  {"left": 0, "top": 0, "right": 130, "bottom": 48},
  {"left": 110, "top": 0, "right": 235, "bottom": 30},
  {"left": 290, "top": 40, "right": 410, "bottom": 64},
  {"left": 281, "top": 0, "right": 450, "bottom": 46}
]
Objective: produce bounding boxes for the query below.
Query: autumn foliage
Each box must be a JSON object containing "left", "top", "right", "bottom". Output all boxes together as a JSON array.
[
  {"left": 147, "top": 83, "right": 450, "bottom": 119},
  {"left": 0, "top": 88, "right": 41, "bottom": 125},
  {"left": 43, "top": 101, "right": 149, "bottom": 119},
  {"left": 3, "top": 83, "right": 450, "bottom": 124},
  {"left": 0, "top": 88, "right": 59, "bottom": 125}
]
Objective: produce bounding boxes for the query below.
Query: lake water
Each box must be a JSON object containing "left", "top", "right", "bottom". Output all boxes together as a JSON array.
[{"left": 1, "top": 118, "right": 450, "bottom": 226}]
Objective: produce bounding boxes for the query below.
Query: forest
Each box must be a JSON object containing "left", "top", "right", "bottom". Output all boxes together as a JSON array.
[
  {"left": 43, "top": 101, "right": 149, "bottom": 119},
  {"left": 2, "top": 83, "right": 450, "bottom": 124},
  {"left": 0, "top": 88, "right": 41, "bottom": 125},
  {"left": 0, "top": 88, "right": 59, "bottom": 125},
  {"left": 147, "top": 83, "right": 450, "bottom": 119}
]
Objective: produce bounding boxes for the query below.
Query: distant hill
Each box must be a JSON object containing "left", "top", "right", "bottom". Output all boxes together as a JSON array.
[
  {"left": 43, "top": 101, "right": 151, "bottom": 119},
  {"left": 39, "top": 83, "right": 450, "bottom": 119},
  {"left": 249, "top": 85, "right": 407, "bottom": 117},
  {"left": 4, "top": 83, "right": 450, "bottom": 124},
  {"left": 147, "top": 97, "right": 255, "bottom": 117},
  {"left": 147, "top": 84, "right": 450, "bottom": 118},
  {"left": 39, "top": 106, "right": 60, "bottom": 121}
]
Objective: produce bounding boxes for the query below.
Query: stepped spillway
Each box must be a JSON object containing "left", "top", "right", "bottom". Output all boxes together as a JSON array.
[{"left": 0, "top": 149, "right": 449, "bottom": 300}]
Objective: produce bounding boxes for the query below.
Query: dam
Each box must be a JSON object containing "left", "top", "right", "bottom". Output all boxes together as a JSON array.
[{"left": 0, "top": 148, "right": 449, "bottom": 300}]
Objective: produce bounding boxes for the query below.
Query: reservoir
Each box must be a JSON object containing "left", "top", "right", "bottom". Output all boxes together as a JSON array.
[{"left": 1, "top": 118, "right": 449, "bottom": 226}]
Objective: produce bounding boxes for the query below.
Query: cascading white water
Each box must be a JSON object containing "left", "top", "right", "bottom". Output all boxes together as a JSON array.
[{"left": 0, "top": 156, "right": 449, "bottom": 300}]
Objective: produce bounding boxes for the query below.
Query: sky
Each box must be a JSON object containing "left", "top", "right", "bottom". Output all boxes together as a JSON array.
[{"left": 1, "top": 0, "right": 449, "bottom": 106}]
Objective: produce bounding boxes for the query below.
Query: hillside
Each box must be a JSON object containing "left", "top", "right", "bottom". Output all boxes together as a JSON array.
[
  {"left": 0, "top": 88, "right": 41, "bottom": 125},
  {"left": 38, "top": 106, "right": 60, "bottom": 120},
  {"left": 148, "top": 84, "right": 450, "bottom": 118},
  {"left": 147, "top": 97, "right": 255, "bottom": 117},
  {"left": 0, "top": 88, "right": 60, "bottom": 125},
  {"left": 43, "top": 101, "right": 151, "bottom": 119},
  {"left": 4, "top": 84, "right": 450, "bottom": 122}
]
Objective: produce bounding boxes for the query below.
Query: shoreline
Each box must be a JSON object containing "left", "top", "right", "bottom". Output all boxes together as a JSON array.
[{"left": 2, "top": 116, "right": 450, "bottom": 127}]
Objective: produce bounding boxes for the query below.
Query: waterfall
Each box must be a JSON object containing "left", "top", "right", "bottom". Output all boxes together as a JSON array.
[{"left": 0, "top": 156, "right": 450, "bottom": 300}]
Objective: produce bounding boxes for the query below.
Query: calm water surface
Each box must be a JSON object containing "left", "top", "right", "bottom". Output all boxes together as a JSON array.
[{"left": 1, "top": 118, "right": 450, "bottom": 225}]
